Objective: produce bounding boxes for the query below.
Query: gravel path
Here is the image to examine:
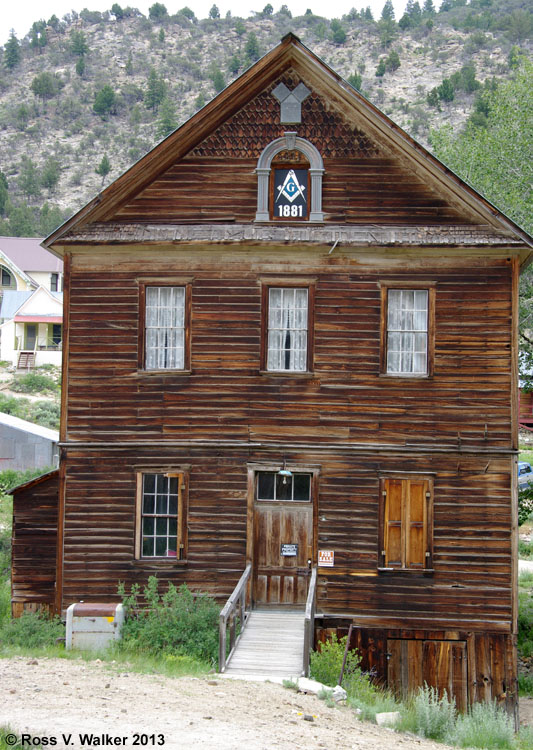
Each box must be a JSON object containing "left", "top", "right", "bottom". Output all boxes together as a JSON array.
[{"left": 0, "top": 657, "right": 454, "bottom": 750}]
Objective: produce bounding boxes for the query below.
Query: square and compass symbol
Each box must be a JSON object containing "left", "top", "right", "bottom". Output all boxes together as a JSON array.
[{"left": 274, "top": 168, "right": 308, "bottom": 218}]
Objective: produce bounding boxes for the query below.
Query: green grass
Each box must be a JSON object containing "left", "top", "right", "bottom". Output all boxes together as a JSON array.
[{"left": 0, "top": 728, "right": 24, "bottom": 750}]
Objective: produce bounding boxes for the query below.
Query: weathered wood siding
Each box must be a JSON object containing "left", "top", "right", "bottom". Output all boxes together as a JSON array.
[
  {"left": 59, "top": 245, "right": 515, "bottom": 628},
  {"left": 114, "top": 70, "right": 472, "bottom": 227},
  {"left": 11, "top": 472, "right": 59, "bottom": 617}
]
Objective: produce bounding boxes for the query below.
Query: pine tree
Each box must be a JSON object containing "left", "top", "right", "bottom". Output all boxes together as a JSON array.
[
  {"left": 93, "top": 85, "right": 117, "bottom": 117},
  {"left": 156, "top": 97, "right": 178, "bottom": 139},
  {"left": 0, "top": 171, "right": 8, "bottom": 216},
  {"left": 4, "top": 32, "right": 21, "bottom": 70},
  {"left": 381, "top": 0, "right": 395, "bottom": 21},
  {"left": 245, "top": 32, "right": 260, "bottom": 63},
  {"left": 70, "top": 30, "right": 89, "bottom": 57},
  {"left": 211, "top": 69, "right": 225, "bottom": 93},
  {"left": 41, "top": 158, "right": 61, "bottom": 192},
  {"left": 209, "top": 4, "right": 220, "bottom": 18},
  {"left": 145, "top": 68, "right": 166, "bottom": 112},
  {"left": 30, "top": 21, "right": 47, "bottom": 54},
  {"left": 95, "top": 155, "right": 111, "bottom": 184}
]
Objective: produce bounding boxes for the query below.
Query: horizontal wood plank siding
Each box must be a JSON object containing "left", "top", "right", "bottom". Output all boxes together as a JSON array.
[{"left": 11, "top": 473, "right": 59, "bottom": 616}]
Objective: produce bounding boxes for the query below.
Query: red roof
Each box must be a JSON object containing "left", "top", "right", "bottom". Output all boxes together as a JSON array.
[
  {"left": 14, "top": 315, "right": 62, "bottom": 323},
  {"left": 0, "top": 237, "right": 62, "bottom": 273}
]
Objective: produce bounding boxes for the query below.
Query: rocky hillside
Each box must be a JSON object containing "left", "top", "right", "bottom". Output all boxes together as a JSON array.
[{"left": 0, "top": 0, "right": 531, "bottom": 235}]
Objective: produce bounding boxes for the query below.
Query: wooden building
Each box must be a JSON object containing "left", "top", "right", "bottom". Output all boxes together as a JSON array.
[{"left": 11, "top": 35, "right": 533, "bottom": 715}]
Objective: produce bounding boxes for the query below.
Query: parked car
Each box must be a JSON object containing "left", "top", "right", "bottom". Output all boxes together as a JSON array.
[{"left": 518, "top": 461, "right": 533, "bottom": 489}]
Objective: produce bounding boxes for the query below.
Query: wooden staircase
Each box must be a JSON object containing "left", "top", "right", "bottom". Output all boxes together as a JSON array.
[
  {"left": 17, "top": 351, "right": 35, "bottom": 370},
  {"left": 223, "top": 610, "right": 305, "bottom": 679}
]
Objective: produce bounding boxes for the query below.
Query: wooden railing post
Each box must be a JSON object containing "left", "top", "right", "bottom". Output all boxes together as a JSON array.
[
  {"left": 303, "top": 566, "right": 317, "bottom": 677},
  {"left": 218, "top": 563, "right": 252, "bottom": 673}
]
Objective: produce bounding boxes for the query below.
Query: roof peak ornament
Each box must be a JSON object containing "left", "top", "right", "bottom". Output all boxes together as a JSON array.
[{"left": 272, "top": 82, "right": 311, "bottom": 124}]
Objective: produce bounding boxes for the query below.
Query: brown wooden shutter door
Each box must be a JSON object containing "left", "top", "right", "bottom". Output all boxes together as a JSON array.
[
  {"left": 384, "top": 479, "right": 403, "bottom": 567},
  {"left": 406, "top": 480, "right": 428, "bottom": 569}
]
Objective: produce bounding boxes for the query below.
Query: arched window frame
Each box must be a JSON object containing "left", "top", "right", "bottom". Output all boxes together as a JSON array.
[{"left": 255, "top": 132, "right": 324, "bottom": 223}]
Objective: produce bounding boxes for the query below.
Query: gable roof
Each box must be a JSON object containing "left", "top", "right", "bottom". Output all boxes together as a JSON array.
[
  {"left": 0, "top": 236, "right": 62, "bottom": 273},
  {"left": 43, "top": 34, "right": 533, "bottom": 260},
  {"left": 0, "top": 288, "right": 62, "bottom": 321}
]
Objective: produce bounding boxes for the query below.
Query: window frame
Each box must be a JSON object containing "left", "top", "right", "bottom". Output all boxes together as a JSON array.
[
  {"left": 380, "top": 282, "right": 436, "bottom": 378},
  {"left": 138, "top": 281, "right": 192, "bottom": 373},
  {"left": 255, "top": 470, "right": 313, "bottom": 503},
  {"left": 378, "top": 475, "right": 434, "bottom": 573},
  {"left": 135, "top": 470, "right": 188, "bottom": 563},
  {"left": 260, "top": 281, "right": 315, "bottom": 374}
]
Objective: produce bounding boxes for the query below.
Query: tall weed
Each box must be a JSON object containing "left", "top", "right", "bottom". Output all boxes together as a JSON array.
[
  {"left": 118, "top": 577, "right": 219, "bottom": 665},
  {"left": 450, "top": 701, "right": 515, "bottom": 749},
  {"left": 309, "top": 634, "right": 360, "bottom": 687},
  {"left": 411, "top": 685, "right": 456, "bottom": 740},
  {"left": 0, "top": 611, "right": 64, "bottom": 649}
]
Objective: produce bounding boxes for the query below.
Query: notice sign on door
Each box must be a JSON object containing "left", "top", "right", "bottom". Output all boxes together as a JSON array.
[
  {"left": 281, "top": 543, "right": 298, "bottom": 557},
  {"left": 318, "top": 549, "right": 334, "bottom": 567}
]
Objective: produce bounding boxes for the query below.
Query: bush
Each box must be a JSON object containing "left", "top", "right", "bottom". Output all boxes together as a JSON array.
[
  {"left": 118, "top": 577, "right": 219, "bottom": 665},
  {"left": 11, "top": 373, "right": 57, "bottom": 394},
  {"left": 309, "top": 634, "right": 360, "bottom": 687},
  {"left": 519, "top": 485, "right": 533, "bottom": 525},
  {"left": 412, "top": 685, "right": 456, "bottom": 740},
  {"left": 0, "top": 611, "right": 64, "bottom": 649},
  {"left": 450, "top": 700, "right": 515, "bottom": 749}
]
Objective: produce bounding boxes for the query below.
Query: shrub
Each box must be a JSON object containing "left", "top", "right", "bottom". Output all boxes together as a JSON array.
[
  {"left": 0, "top": 611, "right": 64, "bottom": 649},
  {"left": 519, "top": 485, "right": 533, "bottom": 525},
  {"left": 11, "top": 373, "right": 57, "bottom": 394},
  {"left": 450, "top": 701, "right": 515, "bottom": 749},
  {"left": 118, "top": 577, "right": 219, "bottom": 665},
  {"left": 412, "top": 685, "right": 456, "bottom": 740},
  {"left": 309, "top": 634, "right": 360, "bottom": 687},
  {"left": 518, "top": 673, "right": 533, "bottom": 696}
]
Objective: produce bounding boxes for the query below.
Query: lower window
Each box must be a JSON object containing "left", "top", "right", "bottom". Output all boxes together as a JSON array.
[{"left": 136, "top": 472, "right": 187, "bottom": 560}]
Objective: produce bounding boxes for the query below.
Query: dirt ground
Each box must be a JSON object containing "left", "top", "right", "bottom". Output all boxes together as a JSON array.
[
  {"left": 1, "top": 657, "right": 531, "bottom": 750},
  {"left": 0, "top": 657, "right": 456, "bottom": 750}
]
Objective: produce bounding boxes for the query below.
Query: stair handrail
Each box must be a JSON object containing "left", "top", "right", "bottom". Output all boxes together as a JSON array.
[
  {"left": 218, "top": 562, "right": 251, "bottom": 673},
  {"left": 303, "top": 566, "right": 317, "bottom": 677}
]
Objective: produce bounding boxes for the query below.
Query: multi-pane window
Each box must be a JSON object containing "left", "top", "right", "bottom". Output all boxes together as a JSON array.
[
  {"left": 140, "top": 473, "right": 184, "bottom": 559},
  {"left": 1, "top": 267, "right": 12, "bottom": 287},
  {"left": 267, "top": 287, "right": 308, "bottom": 371},
  {"left": 50, "top": 272, "right": 60, "bottom": 292},
  {"left": 380, "top": 477, "right": 432, "bottom": 570},
  {"left": 256, "top": 471, "right": 311, "bottom": 502},
  {"left": 145, "top": 286, "right": 185, "bottom": 370},
  {"left": 386, "top": 289, "right": 428, "bottom": 375}
]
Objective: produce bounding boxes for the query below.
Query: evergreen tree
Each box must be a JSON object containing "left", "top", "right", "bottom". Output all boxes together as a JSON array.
[
  {"left": 156, "top": 97, "right": 178, "bottom": 139},
  {"left": 8, "top": 202, "right": 37, "bottom": 237},
  {"left": 211, "top": 68, "right": 225, "bottom": 93},
  {"left": 386, "top": 49, "right": 401, "bottom": 71},
  {"left": 245, "top": 32, "right": 260, "bottom": 63},
  {"left": 209, "top": 4, "right": 220, "bottom": 18},
  {"left": 41, "top": 158, "right": 61, "bottom": 192},
  {"left": 263, "top": 4, "right": 273, "bottom": 14},
  {"left": 145, "top": 68, "right": 166, "bottom": 112},
  {"left": 179, "top": 7, "right": 196, "bottom": 21},
  {"left": 423, "top": 0, "right": 436, "bottom": 15},
  {"left": 111, "top": 3, "right": 124, "bottom": 19},
  {"left": 30, "top": 72, "right": 61, "bottom": 103},
  {"left": 75, "top": 56, "right": 86, "bottom": 77},
  {"left": 347, "top": 72, "right": 362, "bottom": 90},
  {"left": 158, "top": 28, "right": 165, "bottom": 43},
  {"left": 437, "top": 78, "right": 455, "bottom": 102},
  {"left": 70, "top": 30, "right": 89, "bottom": 57},
  {"left": 228, "top": 54, "right": 240, "bottom": 75},
  {"left": 0, "top": 171, "right": 8, "bottom": 216},
  {"left": 95, "top": 154, "right": 111, "bottom": 184},
  {"left": 235, "top": 20, "right": 246, "bottom": 36},
  {"left": 364, "top": 7, "right": 373, "bottom": 20},
  {"left": 18, "top": 157, "right": 41, "bottom": 199},
  {"left": 194, "top": 92, "right": 206, "bottom": 110},
  {"left": 126, "top": 51, "right": 133, "bottom": 75},
  {"left": 93, "top": 85, "right": 117, "bottom": 117},
  {"left": 149, "top": 3, "right": 168, "bottom": 20},
  {"left": 4, "top": 32, "right": 21, "bottom": 70},
  {"left": 381, "top": 0, "right": 395, "bottom": 21},
  {"left": 30, "top": 21, "right": 48, "bottom": 54},
  {"left": 39, "top": 204, "right": 64, "bottom": 236},
  {"left": 375, "top": 58, "right": 386, "bottom": 77},
  {"left": 330, "top": 19, "right": 347, "bottom": 44}
]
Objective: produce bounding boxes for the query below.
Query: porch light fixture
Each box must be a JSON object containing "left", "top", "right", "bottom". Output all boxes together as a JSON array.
[{"left": 278, "top": 457, "right": 293, "bottom": 484}]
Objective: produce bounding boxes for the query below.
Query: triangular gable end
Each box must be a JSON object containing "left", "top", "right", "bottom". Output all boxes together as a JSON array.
[
  {"left": 15, "top": 286, "right": 62, "bottom": 317},
  {"left": 44, "top": 34, "right": 533, "bottom": 258}
]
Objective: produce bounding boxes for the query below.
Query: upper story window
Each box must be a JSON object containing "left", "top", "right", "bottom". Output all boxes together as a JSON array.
[
  {"left": 265, "top": 287, "right": 310, "bottom": 372},
  {"left": 50, "top": 272, "right": 61, "bottom": 292},
  {"left": 381, "top": 285, "right": 435, "bottom": 377},
  {"left": 144, "top": 286, "right": 188, "bottom": 370},
  {"left": 255, "top": 133, "right": 324, "bottom": 223},
  {"left": 1, "top": 267, "right": 13, "bottom": 287}
]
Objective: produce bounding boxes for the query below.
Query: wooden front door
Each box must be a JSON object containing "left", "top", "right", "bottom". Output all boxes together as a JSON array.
[{"left": 252, "top": 471, "right": 314, "bottom": 606}]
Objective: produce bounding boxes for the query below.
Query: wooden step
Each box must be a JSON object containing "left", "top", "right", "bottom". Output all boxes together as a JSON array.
[
  {"left": 17, "top": 351, "right": 35, "bottom": 370},
  {"left": 223, "top": 610, "right": 305, "bottom": 679}
]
